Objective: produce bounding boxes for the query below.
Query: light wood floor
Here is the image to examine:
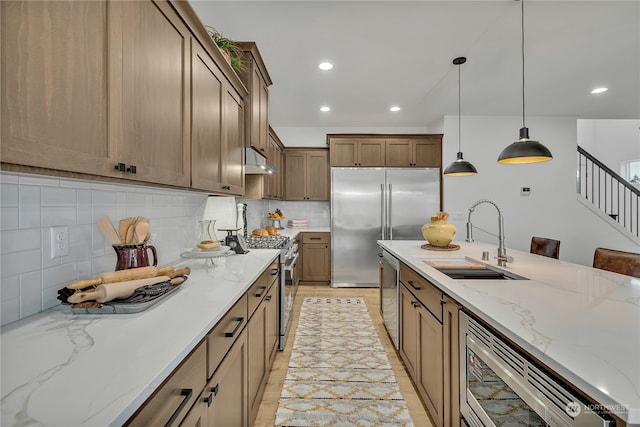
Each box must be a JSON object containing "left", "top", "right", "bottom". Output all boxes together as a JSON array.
[{"left": 253, "top": 285, "right": 435, "bottom": 427}]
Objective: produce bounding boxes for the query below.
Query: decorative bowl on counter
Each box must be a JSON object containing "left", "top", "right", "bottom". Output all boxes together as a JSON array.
[{"left": 421, "top": 212, "right": 456, "bottom": 247}]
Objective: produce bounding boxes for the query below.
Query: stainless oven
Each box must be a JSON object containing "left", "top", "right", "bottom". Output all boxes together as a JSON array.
[{"left": 460, "top": 312, "right": 614, "bottom": 427}]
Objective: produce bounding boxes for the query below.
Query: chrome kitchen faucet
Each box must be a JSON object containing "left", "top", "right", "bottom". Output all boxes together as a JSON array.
[{"left": 465, "top": 199, "right": 511, "bottom": 267}]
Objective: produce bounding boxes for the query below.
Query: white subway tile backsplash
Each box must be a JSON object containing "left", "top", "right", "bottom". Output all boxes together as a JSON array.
[
  {"left": 61, "top": 225, "right": 92, "bottom": 263},
  {"left": 92, "top": 190, "right": 117, "bottom": 206},
  {"left": 1, "top": 171, "right": 209, "bottom": 325},
  {"left": 1, "top": 299, "right": 20, "bottom": 325},
  {"left": 42, "top": 263, "right": 77, "bottom": 290},
  {"left": 18, "top": 175, "right": 59, "bottom": 187},
  {"left": 1, "top": 249, "right": 41, "bottom": 278},
  {"left": 42, "top": 187, "right": 77, "bottom": 206},
  {"left": 1, "top": 275, "right": 20, "bottom": 301},
  {"left": 1, "top": 229, "right": 41, "bottom": 254},
  {"left": 0, "top": 172, "right": 210, "bottom": 325},
  {"left": 20, "top": 270, "right": 42, "bottom": 316},
  {"left": 19, "top": 185, "right": 41, "bottom": 229},
  {"left": 42, "top": 287, "right": 62, "bottom": 311},
  {"left": 1, "top": 173, "right": 19, "bottom": 184},
  {"left": 92, "top": 253, "right": 116, "bottom": 275},
  {"left": 42, "top": 207, "right": 76, "bottom": 227},
  {"left": 1, "top": 183, "right": 18, "bottom": 206},
  {"left": 59, "top": 178, "right": 91, "bottom": 189}
]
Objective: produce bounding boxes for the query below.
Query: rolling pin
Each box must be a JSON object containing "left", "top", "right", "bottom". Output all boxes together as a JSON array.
[
  {"left": 67, "top": 275, "right": 172, "bottom": 304},
  {"left": 66, "top": 266, "right": 177, "bottom": 290}
]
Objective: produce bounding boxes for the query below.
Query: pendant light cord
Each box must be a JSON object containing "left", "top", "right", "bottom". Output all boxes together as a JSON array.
[
  {"left": 521, "top": 0, "right": 526, "bottom": 128},
  {"left": 458, "top": 62, "right": 462, "bottom": 153}
]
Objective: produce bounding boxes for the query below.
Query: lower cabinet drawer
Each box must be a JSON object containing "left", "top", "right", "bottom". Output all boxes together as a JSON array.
[
  {"left": 126, "top": 341, "right": 207, "bottom": 427},
  {"left": 247, "top": 259, "right": 279, "bottom": 317},
  {"left": 302, "top": 232, "right": 330, "bottom": 244},
  {"left": 207, "top": 294, "right": 248, "bottom": 378},
  {"left": 400, "top": 263, "right": 443, "bottom": 322}
]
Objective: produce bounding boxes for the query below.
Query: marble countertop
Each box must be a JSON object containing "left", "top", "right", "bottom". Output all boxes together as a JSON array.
[
  {"left": 1, "top": 249, "right": 280, "bottom": 427},
  {"left": 378, "top": 240, "right": 640, "bottom": 425}
]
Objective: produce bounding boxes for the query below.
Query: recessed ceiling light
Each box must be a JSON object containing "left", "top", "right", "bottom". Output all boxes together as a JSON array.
[
  {"left": 318, "top": 62, "right": 333, "bottom": 71},
  {"left": 591, "top": 87, "right": 608, "bottom": 94},
  {"left": 390, "top": 106, "right": 401, "bottom": 112},
  {"left": 320, "top": 106, "right": 331, "bottom": 112}
]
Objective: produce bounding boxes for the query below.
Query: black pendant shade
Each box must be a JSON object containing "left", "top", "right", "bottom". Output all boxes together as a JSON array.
[
  {"left": 498, "top": 127, "right": 553, "bottom": 164},
  {"left": 498, "top": 0, "right": 552, "bottom": 165},
  {"left": 444, "top": 56, "right": 477, "bottom": 177},
  {"left": 444, "top": 152, "right": 478, "bottom": 176}
]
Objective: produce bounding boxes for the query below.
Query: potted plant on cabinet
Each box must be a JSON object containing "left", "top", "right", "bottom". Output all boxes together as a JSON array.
[{"left": 205, "top": 26, "right": 245, "bottom": 72}]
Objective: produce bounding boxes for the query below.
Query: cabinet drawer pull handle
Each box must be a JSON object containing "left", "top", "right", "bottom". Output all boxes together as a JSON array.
[
  {"left": 126, "top": 165, "right": 137, "bottom": 174},
  {"left": 164, "top": 388, "right": 192, "bottom": 427},
  {"left": 115, "top": 162, "right": 126, "bottom": 172},
  {"left": 203, "top": 392, "right": 213, "bottom": 407},
  {"left": 411, "top": 301, "right": 419, "bottom": 308},
  {"left": 255, "top": 286, "right": 267, "bottom": 298},
  {"left": 211, "top": 383, "right": 219, "bottom": 396},
  {"left": 271, "top": 269, "right": 279, "bottom": 275},
  {"left": 266, "top": 295, "right": 272, "bottom": 302},
  {"left": 224, "top": 317, "right": 244, "bottom": 337},
  {"left": 309, "top": 237, "right": 321, "bottom": 240},
  {"left": 408, "top": 280, "right": 421, "bottom": 290}
]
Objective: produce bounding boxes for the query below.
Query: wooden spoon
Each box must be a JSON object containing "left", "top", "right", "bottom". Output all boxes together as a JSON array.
[
  {"left": 97, "top": 216, "right": 121, "bottom": 245},
  {"left": 134, "top": 220, "right": 149, "bottom": 245}
]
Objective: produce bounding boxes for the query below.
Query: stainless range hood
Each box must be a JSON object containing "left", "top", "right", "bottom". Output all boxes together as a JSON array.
[{"left": 244, "top": 147, "right": 276, "bottom": 174}]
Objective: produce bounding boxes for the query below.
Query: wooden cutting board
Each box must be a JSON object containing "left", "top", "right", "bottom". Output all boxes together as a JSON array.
[{"left": 422, "top": 258, "right": 486, "bottom": 269}]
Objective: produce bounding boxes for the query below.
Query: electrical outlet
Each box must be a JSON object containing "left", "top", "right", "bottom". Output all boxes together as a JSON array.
[{"left": 50, "top": 226, "right": 69, "bottom": 258}]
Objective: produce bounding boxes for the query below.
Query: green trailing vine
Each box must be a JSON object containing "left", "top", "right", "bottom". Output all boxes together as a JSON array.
[{"left": 205, "top": 26, "right": 245, "bottom": 73}]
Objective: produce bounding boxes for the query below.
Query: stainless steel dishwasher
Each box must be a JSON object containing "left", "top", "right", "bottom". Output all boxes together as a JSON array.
[{"left": 379, "top": 250, "right": 400, "bottom": 349}]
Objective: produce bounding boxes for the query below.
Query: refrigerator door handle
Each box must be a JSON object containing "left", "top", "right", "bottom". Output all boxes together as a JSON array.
[
  {"left": 380, "top": 184, "right": 385, "bottom": 239},
  {"left": 388, "top": 183, "right": 393, "bottom": 240}
]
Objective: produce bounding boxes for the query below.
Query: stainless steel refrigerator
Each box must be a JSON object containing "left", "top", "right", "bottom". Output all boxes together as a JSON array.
[{"left": 330, "top": 167, "right": 441, "bottom": 287}]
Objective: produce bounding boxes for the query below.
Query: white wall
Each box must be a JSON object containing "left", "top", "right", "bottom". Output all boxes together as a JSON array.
[
  {"left": 271, "top": 126, "right": 430, "bottom": 147},
  {"left": 577, "top": 119, "right": 640, "bottom": 176},
  {"left": 442, "top": 115, "right": 640, "bottom": 266}
]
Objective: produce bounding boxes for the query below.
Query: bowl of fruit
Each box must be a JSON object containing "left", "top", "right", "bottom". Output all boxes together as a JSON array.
[{"left": 267, "top": 209, "right": 285, "bottom": 229}]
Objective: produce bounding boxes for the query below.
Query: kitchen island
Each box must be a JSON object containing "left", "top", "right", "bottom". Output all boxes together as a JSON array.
[
  {"left": 0, "top": 249, "right": 279, "bottom": 426},
  {"left": 378, "top": 240, "right": 640, "bottom": 425}
]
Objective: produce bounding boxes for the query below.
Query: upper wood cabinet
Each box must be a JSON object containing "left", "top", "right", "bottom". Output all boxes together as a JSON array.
[
  {"left": 237, "top": 42, "right": 272, "bottom": 157},
  {"left": 285, "top": 149, "right": 329, "bottom": 201},
  {"left": 328, "top": 134, "right": 443, "bottom": 168},
  {"left": 191, "top": 39, "right": 245, "bottom": 195},
  {"left": 1, "top": 0, "right": 247, "bottom": 194},
  {"left": 1, "top": 1, "right": 119, "bottom": 178},
  {"left": 329, "top": 138, "right": 385, "bottom": 167},
  {"left": 386, "top": 138, "right": 442, "bottom": 167},
  {"left": 116, "top": 0, "right": 192, "bottom": 187}
]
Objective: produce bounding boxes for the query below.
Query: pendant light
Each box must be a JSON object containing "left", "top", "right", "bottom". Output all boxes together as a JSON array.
[
  {"left": 498, "top": 0, "right": 552, "bottom": 164},
  {"left": 444, "top": 56, "right": 478, "bottom": 176}
]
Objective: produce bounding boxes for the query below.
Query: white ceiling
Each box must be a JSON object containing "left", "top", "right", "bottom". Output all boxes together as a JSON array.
[{"left": 189, "top": 1, "right": 640, "bottom": 130}]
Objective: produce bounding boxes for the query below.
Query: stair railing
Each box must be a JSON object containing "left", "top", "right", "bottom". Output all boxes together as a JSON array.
[{"left": 577, "top": 146, "right": 639, "bottom": 238}]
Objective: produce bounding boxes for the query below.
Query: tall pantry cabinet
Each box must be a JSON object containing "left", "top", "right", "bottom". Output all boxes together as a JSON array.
[{"left": 1, "top": 0, "right": 247, "bottom": 195}]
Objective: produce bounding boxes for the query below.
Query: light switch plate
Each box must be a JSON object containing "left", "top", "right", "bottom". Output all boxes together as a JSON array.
[
  {"left": 521, "top": 187, "right": 531, "bottom": 196},
  {"left": 50, "top": 226, "right": 69, "bottom": 258}
]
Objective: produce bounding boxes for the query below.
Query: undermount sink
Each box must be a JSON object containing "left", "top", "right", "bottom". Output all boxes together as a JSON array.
[{"left": 435, "top": 267, "right": 528, "bottom": 281}]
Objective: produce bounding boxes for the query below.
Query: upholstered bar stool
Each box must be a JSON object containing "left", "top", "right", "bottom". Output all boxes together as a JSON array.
[
  {"left": 530, "top": 237, "right": 560, "bottom": 259},
  {"left": 593, "top": 247, "right": 640, "bottom": 278}
]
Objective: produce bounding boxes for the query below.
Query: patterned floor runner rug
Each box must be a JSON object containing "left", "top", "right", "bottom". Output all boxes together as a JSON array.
[{"left": 275, "top": 297, "right": 414, "bottom": 427}]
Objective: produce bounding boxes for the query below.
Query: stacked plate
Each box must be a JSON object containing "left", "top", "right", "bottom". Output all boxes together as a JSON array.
[{"left": 181, "top": 245, "right": 234, "bottom": 259}]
